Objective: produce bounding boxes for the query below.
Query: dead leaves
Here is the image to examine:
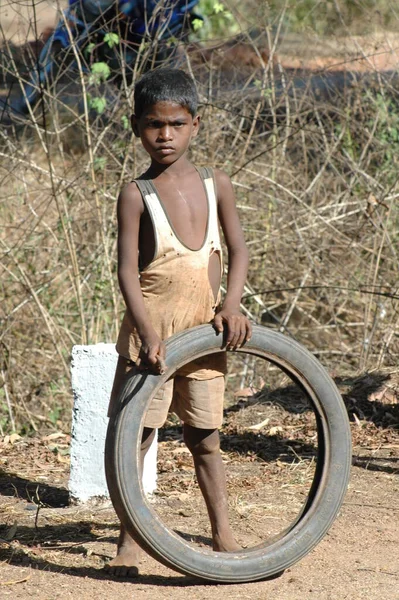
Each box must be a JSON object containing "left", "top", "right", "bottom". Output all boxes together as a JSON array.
[
  {"left": 0, "top": 431, "right": 71, "bottom": 488},
  {"left": 247, "top": 418, "right": 270, "bottom": 431},
  {"left": 2, "top": 434, "right": 22, "bottom": 446},
  {"left": 369, "top": 386, "right": 398, "bottom": 405},
  {"left": 41, "top": 432, "right": 68, "bottom": 442},
  {"left": 43, "top": 432, "right": 70, "bottom": 463},
  {"left": 268, "top": 426, "right": 284, "bottom": 436},
  {"left": 234, "top": 386, "right": 258, "bottom": 399},
  {"left": 158, "top": 442, "right": 194, "bottom": 474}
]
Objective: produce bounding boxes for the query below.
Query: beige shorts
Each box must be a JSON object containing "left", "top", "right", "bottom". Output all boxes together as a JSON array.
[{"left": 108, "top": 356, "right": 225, "bottom": 429}]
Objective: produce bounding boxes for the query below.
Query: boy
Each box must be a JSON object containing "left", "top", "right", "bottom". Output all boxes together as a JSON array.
[{"left": 106, "top": 67, "right": 252, "bottom": 577}]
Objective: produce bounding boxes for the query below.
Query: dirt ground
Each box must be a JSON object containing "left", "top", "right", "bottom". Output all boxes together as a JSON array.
[
  {"left": 1, "top": 370, "right": 398, "bottom": 600},
  {"left": 0, "top": 1, "right": 65, "bottom": 44}
]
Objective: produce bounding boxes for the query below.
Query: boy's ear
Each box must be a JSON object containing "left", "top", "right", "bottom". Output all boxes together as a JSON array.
[
  {"left": 192, "top": 114, "right": 200, "bottom": 137},
  {"left": 131, "top": 114, "right": 140, "bottom": 137}
]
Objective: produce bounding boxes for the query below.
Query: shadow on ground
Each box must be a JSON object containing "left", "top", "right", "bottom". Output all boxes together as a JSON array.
[
  {"left": 224, "top": 370, "right": 398, "bottom": 430},
  {"left": 0, "top": 517, "right": 195, "bottom": 584},
  {"left": 0, "top": 547, "right": 196, "bottom": 586},
  {"left": 0, "top": 521, "right": 115, "bottom": 546},
  {"left": 0, "top": 519, "right": 283, "bottom": 585},
  {"left": 338, "top": 372, "right": 399, "bottom": 429},
  {"left": 0, "top": 520, "right": 283, "bottom": 585},
  {"left": 0, "top": 471, "right": 69, "bottom": 507},
  {"left": 352, "top": 455, "right": 399, "bottom": 474},
  {"left": 160, "top": 370, "right": 398, "bottom": 474}
]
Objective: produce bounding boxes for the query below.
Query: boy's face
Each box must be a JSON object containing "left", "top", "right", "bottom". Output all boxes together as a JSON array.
[{"left": 132, "top": 101, "right": 200, "bottom": 166}]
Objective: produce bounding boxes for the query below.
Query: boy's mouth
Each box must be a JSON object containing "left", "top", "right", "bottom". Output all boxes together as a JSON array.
[{"left": 157, "top": 146, "right": 174, "bottom": 154}]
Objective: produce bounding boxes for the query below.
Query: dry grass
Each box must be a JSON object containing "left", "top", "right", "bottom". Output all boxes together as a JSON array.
[{"left": 1, "top": 1, "right": 399, "bottom": 433}]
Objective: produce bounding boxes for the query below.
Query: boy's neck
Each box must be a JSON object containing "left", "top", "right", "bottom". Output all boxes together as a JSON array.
[{"left": 146, "top": 155, "right": 195, "bottom": 180}]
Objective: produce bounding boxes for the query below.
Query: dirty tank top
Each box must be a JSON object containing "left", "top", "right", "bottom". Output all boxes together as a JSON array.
[{"left": 116, "top": 167, "right": 227, "bottom": 380}]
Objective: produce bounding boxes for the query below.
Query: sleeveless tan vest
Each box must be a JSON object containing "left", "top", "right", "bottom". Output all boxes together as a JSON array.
[{"left": 116, "top": 167, "right": 227, "bottom": 379}]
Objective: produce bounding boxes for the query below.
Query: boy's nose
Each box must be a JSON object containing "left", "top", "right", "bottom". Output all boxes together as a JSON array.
[{"left": 158, "top": 126, "right": 173, "bottom": 141}]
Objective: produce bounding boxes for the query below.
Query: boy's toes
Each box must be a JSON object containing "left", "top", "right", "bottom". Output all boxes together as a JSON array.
[
  {"left": 104, "top": 562, "right": 139, "bottom": 578},
  {"left": 103, "top": 542, "right": 140, "bottom": 578}
]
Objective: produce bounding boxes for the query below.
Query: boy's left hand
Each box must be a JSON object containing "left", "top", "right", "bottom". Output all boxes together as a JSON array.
[{"left": 214, "top": 309, "right": 252, "bottom": 350}]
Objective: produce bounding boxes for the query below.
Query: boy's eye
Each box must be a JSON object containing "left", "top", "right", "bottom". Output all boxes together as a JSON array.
[{"left": 145, "top": 120, "right": 186, "bottom": 128}]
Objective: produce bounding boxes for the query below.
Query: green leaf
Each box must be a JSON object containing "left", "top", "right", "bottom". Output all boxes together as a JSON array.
[
  {"left": 48, "top": 407, "right": 60, "bottom": 425},
  {"left": 93, "top": 157, "right": 107, "bottom": 171},
  {"left": 213, "top": 1, "right": 224, "bottom": 14},
  {"left": 104, "top": 32, "right": 119, "bottom": 48},
  {"left": 121, "top": 115, "right": 129, "bottom": 130},
  {"left": 192, "top": 18, "right": 204, "bottom": 31},
  {"left": 254, "top": 79, "right": 271, "bottom": 98},
  {"left": 89, "top": 62, "right": 111, "bottom": 84},
  {"left": 88, "top": 96, "right": 107, "bottom": 114}
]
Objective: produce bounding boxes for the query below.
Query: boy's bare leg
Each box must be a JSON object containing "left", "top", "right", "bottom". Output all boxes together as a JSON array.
[
  {"left": 183, "top": 424, "right": 240, "bottom": 552},
  {"left": 105, "top": 427, "right": 155, "bottom": 577}
]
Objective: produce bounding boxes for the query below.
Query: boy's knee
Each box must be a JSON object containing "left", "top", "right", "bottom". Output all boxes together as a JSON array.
[{"left": 183, "top": 424, "right": 220, "bottom": 456}]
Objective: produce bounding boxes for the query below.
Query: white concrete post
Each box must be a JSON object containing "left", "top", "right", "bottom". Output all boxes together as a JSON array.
[{"left": 69, "top": 343, "right": 157, "bottom": 504}]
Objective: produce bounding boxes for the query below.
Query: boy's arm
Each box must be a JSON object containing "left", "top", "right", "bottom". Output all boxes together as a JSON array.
[
  {"left": 117, "top": 183, "right": 165, "bottom": 370},
  {"left": 213, "top": 169, "right": 252, "bottom": 349}
]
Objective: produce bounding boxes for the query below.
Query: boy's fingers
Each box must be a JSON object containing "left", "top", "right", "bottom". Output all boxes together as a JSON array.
[
  {"left": 227, "top": 320, "right": 240, "bottom": 349},
  {"left": 214, "top": 314, "right": 224, "bottom": 333},
  {"left": 241, "top": 319, "right": 253, "bottom": 346},
  {"left": 216, "top": 314, "right": 252, "bottom": 348},
  {"left": 147, "top": 348, "right": 158, "bottom": 365},
  {"left": 228, "top": 317, "right": 251, "bottom": 349},
  {"left": 236, "top": 324, "right": 247, "bottom": 349},
  {"left": 225, "top": 323, "right": 233, "bottom": 344},
  {"left": 156, "top": 355, "right": 166, "bottom": 374}
]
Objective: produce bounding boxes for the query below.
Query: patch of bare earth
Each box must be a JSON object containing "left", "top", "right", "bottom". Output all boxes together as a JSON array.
[
  {"left": 278, "top": 32, "right": 399, "bottom": 72},
  {"left": 0, "top": 372, "right": 398, "bottom": 599}
]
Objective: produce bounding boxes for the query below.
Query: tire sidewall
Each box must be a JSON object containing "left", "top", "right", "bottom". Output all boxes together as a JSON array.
[{"left": 109, "top": 324, "right": 351, "bottom": 582}]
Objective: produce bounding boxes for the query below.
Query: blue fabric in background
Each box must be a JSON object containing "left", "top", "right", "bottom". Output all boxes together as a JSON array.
[{"left": 6, "top": 1, "right": 201, "bottom": 117}]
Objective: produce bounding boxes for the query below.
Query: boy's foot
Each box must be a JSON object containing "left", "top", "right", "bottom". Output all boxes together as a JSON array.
[
  {"left": 213, "top": 533, "right": 241, "bottom": 553},
  {"left": 104, "top": 537, "right": 141, "bottom": 578}
]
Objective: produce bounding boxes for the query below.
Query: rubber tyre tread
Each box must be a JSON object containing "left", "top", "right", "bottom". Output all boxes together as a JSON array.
[{"left": 105, "top": 324, "right": 351, "bottom": 583}]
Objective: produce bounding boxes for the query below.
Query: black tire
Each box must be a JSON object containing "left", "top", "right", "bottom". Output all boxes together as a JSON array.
[{"left": 105, "top": 324, "right": 351, "bottom": 583}]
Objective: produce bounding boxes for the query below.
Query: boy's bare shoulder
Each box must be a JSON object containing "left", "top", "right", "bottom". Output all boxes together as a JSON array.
[
  {"left": 117, "top": 181, "right": 145, "bottom": 215},
  {"left": 213, "top": 168, "right": 231, "bottom": 183},
  {"left": 119, "top": 180, "right": 143, "bottom": 202},
  {"left": 213, "top": 168, "right": 234, "bottom": 203}
]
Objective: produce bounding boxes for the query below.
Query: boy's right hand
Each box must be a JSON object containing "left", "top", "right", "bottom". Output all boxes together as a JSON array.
[{"left": 136, "top": 332, "right": 166, "bottom": 374}]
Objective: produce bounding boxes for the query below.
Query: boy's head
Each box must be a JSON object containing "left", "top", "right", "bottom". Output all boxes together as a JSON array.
[
  {"left": 132, "top": 68, "right": 200, "bottom": 166},
  {"left": 134, "top": 68, "right": 198, "bottom": 118}
]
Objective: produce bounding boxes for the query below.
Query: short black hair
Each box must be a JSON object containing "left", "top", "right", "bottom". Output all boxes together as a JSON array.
[{"left": 134, "top": 68, "right": 198, "bottom": 118}]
